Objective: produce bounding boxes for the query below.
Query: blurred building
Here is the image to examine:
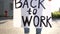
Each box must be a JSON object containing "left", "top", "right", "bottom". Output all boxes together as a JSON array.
[{"left": 0, "top": 0, "right": 13, "bottom": 17}]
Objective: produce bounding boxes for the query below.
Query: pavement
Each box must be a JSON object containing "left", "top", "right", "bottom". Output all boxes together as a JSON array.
[
  {"left": 0, "top": 17, "right": 24, "bottom": 34},
  {"left": 0, "top": 17, "right": 60, "bottom": 34}
]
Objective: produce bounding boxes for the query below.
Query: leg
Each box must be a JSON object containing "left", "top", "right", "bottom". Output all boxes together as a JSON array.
[
  {"left": 24, "top": 28, "right": 30, "bottom": 34},
  {"left": 36, "top": 28, "right": 42, "bottom": 34}
]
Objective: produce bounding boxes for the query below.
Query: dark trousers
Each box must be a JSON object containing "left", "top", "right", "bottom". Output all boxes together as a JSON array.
[{"left": 24, "top": 28, "right": 42, "bottom": 34}]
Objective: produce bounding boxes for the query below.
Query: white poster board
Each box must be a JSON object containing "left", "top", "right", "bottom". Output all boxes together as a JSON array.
[{"left": 13, "top": 0, "right": 52, "bottom": 28}]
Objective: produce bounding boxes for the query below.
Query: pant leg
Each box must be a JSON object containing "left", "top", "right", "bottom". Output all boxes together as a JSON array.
[
  {"left": 36, "top": 28, "right": 42, "bottom": 34},
  {"left": 24, "top": 28, "right": 29, "bottom": 34}
]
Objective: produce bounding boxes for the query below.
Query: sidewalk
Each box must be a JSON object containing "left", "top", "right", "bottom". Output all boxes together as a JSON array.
[{"left": 0, "top": 17, "right": 24, "bottom": 34}]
